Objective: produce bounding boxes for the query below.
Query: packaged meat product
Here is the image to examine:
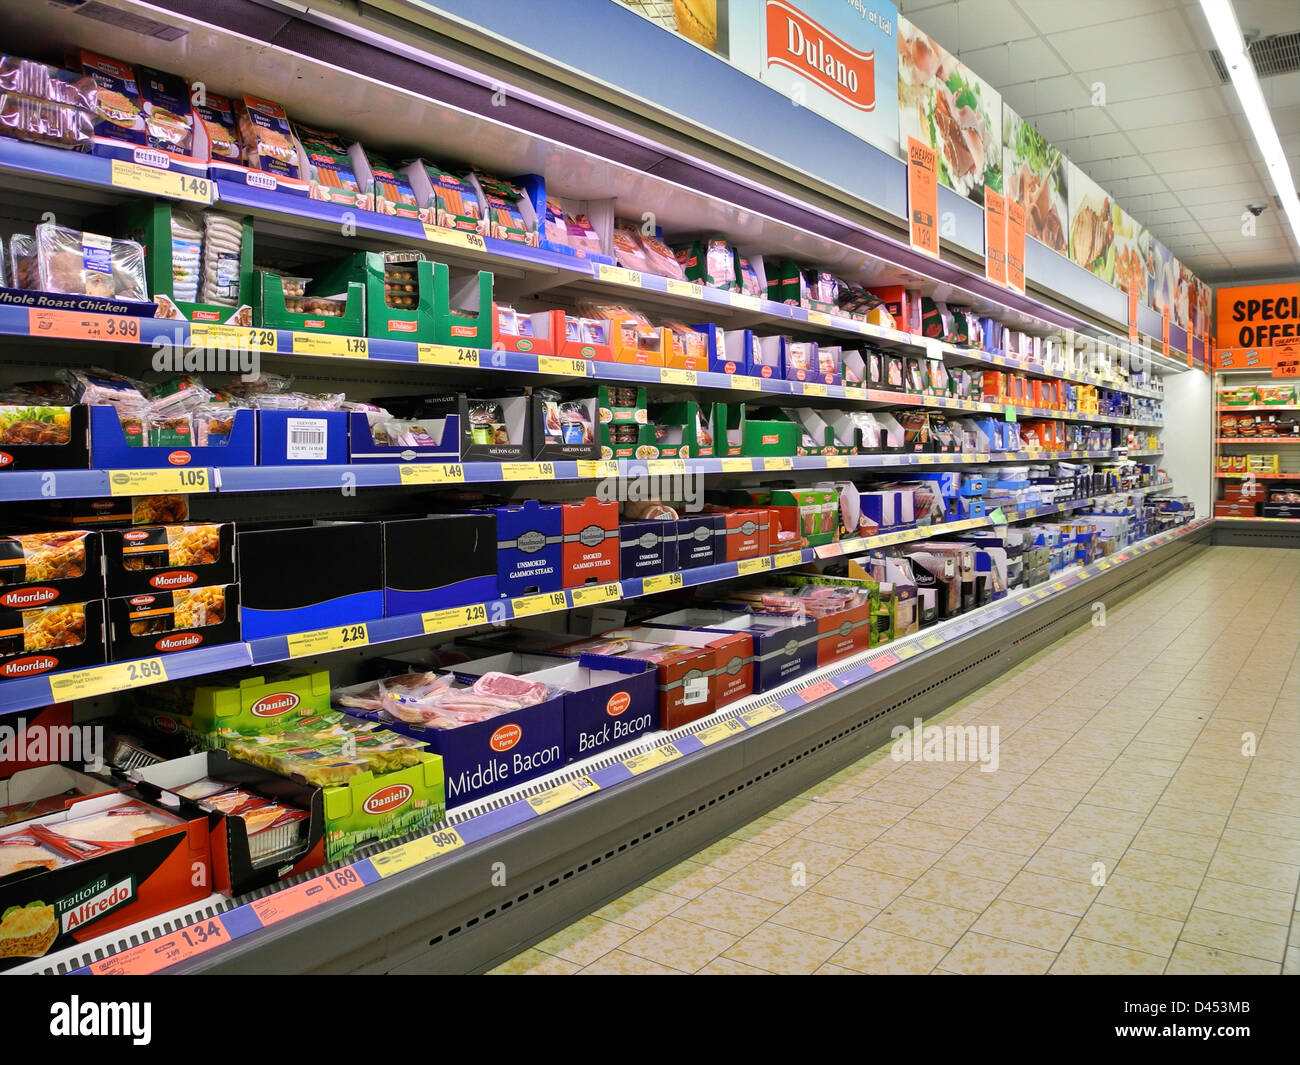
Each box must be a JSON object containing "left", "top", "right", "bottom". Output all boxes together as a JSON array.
[
  {"left": 76, "top": 51, "right": 147, "bottom": 145},
  {"left": 238, "top": 801, "right": 309, "bottom": 860},
  {"left": 193, "top": 90, "right": 240, "bottom": 162},
  {"left": 61, "top": 366, "right": 147, "bottom": 411},
  {"left": 37, "top": 800, "right": 179, "bottom": 857},
  {"left": 33, "top": 223, "right": 147, "bottom": 301},
  {"left": 138, "top": 65, "right": 193, "bottom": 154},
  {"left": 294, "top": 122, "right": 361, "bottom": 202},
  {"left": 0, "top": 406, "right": 72, "bottom": 446},
  {"left": 0, "top": 56, "right": 93, "bottom": 149},
  {"left": 612, "top": 222, "right": 653, "bottom": 273},
  {"left": 355, "top": 149, "right": 420, "bottom": 216},
  {"left": 170, "top": 210, "right": 203, "bottom": 303},
  {"left": 5, "top": 602, "right": 86, "bottom": 653},
  {"left": 232, "top": 94, "right": 299, "bottom": 178},
  {"left": 473, "top": 171, "right": 534, "bottom": 244},
  {"left": 199, "top": 211, "right": 244, "bottom": 306},
  {"left": 7, "top": 233, "right": 36, "bottom": 290},
  {"left": 200, "top": 788, "right": 263, "bottom": 814},
  {"left": 542, "top": 200, "right": 605, "bottom": 258},
  {"left": 172, "top": 777, "right": 231, "bottom": 801},
  {"left": 638, "top": 230, "right": 687, "bottom": 280},
  {"left": 0, "top": 531, "right": 88, "bottom": 585},
  {"left": 469, "top": 671, "right": 552, "bottom": 706}
]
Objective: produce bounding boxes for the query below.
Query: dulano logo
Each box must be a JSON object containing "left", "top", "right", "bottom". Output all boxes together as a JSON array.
[{"left": 765, "top": 0, "right": 878, "bottom": 112}]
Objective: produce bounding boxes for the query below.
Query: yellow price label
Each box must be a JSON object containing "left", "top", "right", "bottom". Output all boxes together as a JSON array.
[
  {"left": 806, "top": 310, "right": 832, "bottom": 326},
  {"left": 291, "top": 332, "right": 368, "bottom": 358},
  {"left": 526, "top": 775, "right": 600, "bottom": 815},
  {"left": 737, "top": 556, "right": 772, "bottom": 576},
  {"left": 422, "top": 224, "right": 487, "bottom": 251},
  {"left": 511, "top": 591, "right": 569, "bottom": 618},
  {"left": 189, "top": 323, "right": 276, "bottom": 350},
  {"left": 570, "top": 582, "right": 623, "bottom": 608},
  {"left": 920, "top": 634, "right": 944, "bottom": 650},
  {"left": 802, "top": 382, "right": 828, "bottom": 397},
  {"left": 371, "top": 828, "right": 464, "bottom": 877},
  {"left": 844, "top": 386, "right": 867, "bottom": 401},
  {"left": 623, "top": 743, "right": 682, "bottom": 776},
  {"left": 537, "top": 355, "right": 589, "bottom": 377},
  {"left": 107, "top": 468, "right": 210, "bottom": 496},
  {"left": 825, "top": 455, "right": 850, "bottom": 467},
  {"left": 774, "top": 550, "right": 805, "bottom": 569},
  {"left": 731, "top": 374, "right": 762, "bottom": 391},
  {"left": 576, "top": 460, "right": 620, "bottom": 478},
  {"left": 1097, "top": 560, "right": 1111, "bottom": 570},
  {"left": 1034, "top": 588, "right": 1051, "bottom": 599},
  {"left": 729, "top": 292, "right": 763, "bottom": 311},
  {"left": 596, "top": 264, "right": 642, "bottom": 287},
  {"left": 694, "top": 719, "right": 745, "bottom": 746},
  {"left": 739, "top": 704, "right": 783, "bottom": 727},
  {"left": 422, "top": 602, "right": 489, "bottom": 634},
  {"left": 49, "top": 658, "right": 167, "bottom": 701},
  {"left": 648, "top": 458, "right": 687, "bottom": 476},
  {"left": 1017, "top": 596, "right": 1034, "bottom": 606},
  {"left": 666, "top": 279, "right": 704, "bottom": 300},
  {"left": 398, "top": 463, "right": 464, "bottom": 485},
  {"left": 660, "top": 367, "right": 697, "bottom": 386},
  {"left": 720, "top": 457, "right": 754, "bottom": 472},
  {"left": 916, "top": 454, "right": 938, "bottom": 465},
  {"left": 286, "top": 622, "right": 370, "bottom": 659},
  {"left": 501, "top": 462, "right": 554, "bottom": 481},
  {"left": 417, "top": 344, "right": 481, "bottom": 368},
  {"left": 110, "top": 161, "right": 212, "bottom": 203},
  {"left": 641, "top": 572, "right": 684, "bottom": 595},
  {"left": 763, "top": 456, "right": 794, "bottom": 471}
]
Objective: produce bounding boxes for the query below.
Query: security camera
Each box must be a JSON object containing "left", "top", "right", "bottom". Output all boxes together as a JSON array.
[{"left": 1247, "top": 203, "right": 1267, "bottom": 216}]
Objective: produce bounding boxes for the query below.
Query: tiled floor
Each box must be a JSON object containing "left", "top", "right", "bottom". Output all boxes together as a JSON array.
[{"left": 491, "top": 545, "right": 1300, "bottom": 975}]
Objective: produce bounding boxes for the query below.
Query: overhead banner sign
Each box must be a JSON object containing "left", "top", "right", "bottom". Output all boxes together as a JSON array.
[{"left": 1215, "top": 283, "right": 1300, "bottom": 349}]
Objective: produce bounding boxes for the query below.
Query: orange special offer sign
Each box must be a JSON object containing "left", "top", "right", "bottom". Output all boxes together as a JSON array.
[
  {"left": 907, "top": 137, "right": 939, "bottom": 258},
  {"left": 1006, "top": 200, "right": 1026, "bottom": 294},
  {"left": 984, "top": 188, "right": 1006, "bottom": 286},
  {"left": 1215, "top": 282, "right": 1300, "bottom": 349}
]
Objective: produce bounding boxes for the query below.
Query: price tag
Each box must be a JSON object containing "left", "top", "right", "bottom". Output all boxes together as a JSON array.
[
  {"left": 731, "top": 374, "right": 762, "bottom": 391},
  {"left": 720, "top": 457, "right": 754, "bottom": 472},
  {"left": 737, "top": 556, "right": 772, "bottom": 576},
  {"left": 501, "top": 461, "right": 554, "bottom": 481},
  {"left": 538, "top": 355, "right": 589, "bottom": 377},
  {"left": 694, "top": 718, "right": 745, "bottom": 746},
  {"left": 660, "top": 367, "right": 698, "bottom": 386},
  {"left": 417, "top": 344, "right": 481, "bottom": 368},
  {"left": 511, "top": 591, "right": 569, "bottom": 618},
  {"left": 1097, "top": 560, "right": 1111, "bottom": 570},
  {"left": 286, "top": 623, "right": 370, "bottom": 658},
  {"left": 398, "top": 463, "right": 464, "bottom": 485},
  {"left": 666, "top": 279, "right": 704, "bottom": 300},
  {"left": 641, "top": 572, "right": 684, "bottom": 595},
  {"left": 825, "top": 455, "right": 849, "bottom": 467},
  {"left": 730, "top": 292, "right": 763, "bottom": 311},
  {"left": 291, "top": 332, "right": 369, "bottom": 358},
  {"left": 925, "top": 338, "right": 944, "bottom": 361},
  {"left": 190, "top": 323, "right": 276, "bottom": 350},
  {"left": 596, "top": 264, "right": 643, "bottom": 287},
  {"left": 526, "top": 775, "right": 600, "bottom": 815},
  {"left": 763, "top": 456, "right": 794, "bottom": 471},
  {"left": 106, "top": 468, "right": 211, "bottom": 497},
  {"left": 806, "top": 310, "right": 832, "bottom": 327},
  {"left": 1034, "top": 588, "right": 1051, "bottom": 600},
  {"left": 623, "top": 743, "right": 683, "bottom": 776},
  {"left": 802, "top": 382, "right": 828, "bottom": 397},
  {"left": 774, "top": 550, "right": 805, "bottom": 569},
  {"left": 576, "top": 460, "right": 620, "bottom": 478},
  {"left": 89, "top": 917, "right": 229, "bottom": 975},
  {"left": 917, "top": 454, "right": 938, "bottom": 465},
  {"left": 28, "top": 308, "right": 143, "bottom": 343},
  {"left": 799, "top": 678, "right": 837, "bottom": 702},
  {"left": 49, "top": 657, "right": 167, "bottom": 701},
  {"left": 1017, "top": 595, "right": 1034, "bottom": 607},
  {"left": 422, "top": 602, "right": 489, "bottom": 634},
  {"left": 570, "top": 582, "right": 623, "bottom": 608},
  {"left": 739, "top": 704, "right": 783, "bottom": 727},
  {"left": 648, "top": 458, "right": 687, "bottom": 475},
  {"left": 894, "top": 643, "right": 920, "bottom": 660},
  {"left": 371, "top": 828, "right": 464, "bottom": 877},
  {"left": 422, "top": 224, "right": 487, "bottom": 251},
  {"left": 110, "top": 160, "right": 212, "bottom": 203},
  {"left": 251, "top": 866, "right": 366, "bottom": 926},
  {"left": 844, "top": 386, "right": 868, "bottom": 401}
]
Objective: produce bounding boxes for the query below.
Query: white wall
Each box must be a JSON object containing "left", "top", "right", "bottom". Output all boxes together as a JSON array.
[{"left": 1162, "top": 369, "right": 1212, "bottom": 518}]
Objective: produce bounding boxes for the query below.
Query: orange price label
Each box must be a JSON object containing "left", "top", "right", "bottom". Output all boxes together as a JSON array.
[
  {"left": 1128, "top": 278, "right": 1140, "bottom": 344},
  {"left": 907, "top": 137, "right": 939, "bottom": 258},
  {"left": 799, "top": 678, "right": 837, "bottom": 703},
  {"left": 28, "top": 308, "right": 143, "bottom": 343},
  {"left": 984, "top": 188, "right": 1007, "bottom": 286},
  {"left": 250, "top": 866, "right": 366, "bottom": 927},
  {"left": 1006, "top": 200, "right": 1026, "bottom": 294},
  {"left": 1162, "top": 309, "right": 1170, "bottom": 358},
  {"left": 88, "top": 917, "right": 230, "bottom": 975}
]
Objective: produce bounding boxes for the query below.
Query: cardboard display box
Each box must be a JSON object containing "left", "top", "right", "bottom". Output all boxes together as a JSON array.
[
  {"left": 101, "top": 522, "right": 235, "bottom": 599},
  {"left": 0, "top": 530, "right": 102, "bottom": 608},
  {"left": 107, "top": 585, "right": 240, "bottom": 661},
  {"left": 383, "top": 515, "right": 497, "bottom": 615}
]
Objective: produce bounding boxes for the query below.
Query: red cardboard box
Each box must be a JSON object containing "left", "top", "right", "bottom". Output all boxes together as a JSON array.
[
  {"left": 560, "top": 498, "right": 620, "bottom": 587},
  {"left": 604, "top": 625, "right": 753, "bottom": 709},
  {"left": 702, "top": 506, "right": 770, "bottom": 561},
  {"left": 556, "top": 634, "right": 715, "bottom": 730}
]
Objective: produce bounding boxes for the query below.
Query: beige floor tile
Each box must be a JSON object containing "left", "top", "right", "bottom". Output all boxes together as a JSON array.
[
  {"left": 769, "top": 890, "right": 879, "bottom": 942},
  {"left": 828, "top": 927, "right": 948, "bottom": 974},
  {"left": 938, "top": 931, "right": 1057, "bottom": 975},
  {"left": 1074, "top": 902, "right": 1183, "bottom": 957},
  {"left": 972, "top": 899, "right": 1079, "bottom": 952},
  {"left": 1180, "top": 907, "right": 1289, "bottom": 963},
  {"left": 672, "top": 886, "right": 784, "bottom": 936},
  {"left": 795, "top": 813, "right": 889, "bottom": 850},
  {"left": 1011, "top": 782, "right": 1085, "bottom": 812},
  {"left": 760, "top": 837, "right": 856, "bottom": 880},
  {"left": 1227, "top": 808, "right": 1300, "bottom": 841},
  {"left": 1050, "top": 937, "right": 1167, "bottom": 974},
  {"left": 814, "top": 865, "right": 913, "bottom": 909},
  {"left": 1046, "top": 821, "right": 1138, "bottom": 857},
  {"left": 935, "top": 843, "right": 1026, "bottom": 883},
  {"left": 910, "top": 798, "right": 990, "bottom": 831},
  {"left": 721, "top": 922, "right": 841, "bottom": 975},
  {"left": 727, "top": 816, "right": 802, "bottom": 848},
  {"left": 1193, "top": 877, "right": 1295, "bottom": 927},
  {"left": 577, "top": 950, "right": 685, "bottom": 975},
  {"left": 1000, "top": 870, "right": 1100, "bottom": 916},
  {"left": 1023, "top": 845, "right": 1117, "bottom": 884},
  {"left": 845, "top": 840, "right": 942, "bottom": 879},
  {"left": 1205, "top": 850, "right": 1300, "bottom": 894},
  {"left": 695, "top": 956, "right": 770, "bottom": 974},
  {"left": 960, "top": 820, "right": 1052, "bottom": 857},
  {"left": 1143, "top": 804, "right": 1228, "bottom": 838},
  {"left": 833, "top": 797, "right": 913, "bottom": 829},
  {"left": 535, "top": 915, "right": 637, "bottom": 966},
  {"left": 873, "top": 819, "right": 968, "bottom": 854},
  {"left": 904, "top": 867, "right": 1004, "bottom": 911},
  {"left": 987, "top": 800, "right": 1068, "bottom": 833},
  {"left": 593, "top": 885, "right": 688, "bottom": 930},
  {"left": 766, "top": 797, "right": 832, "bottom": 825},
  {"left": 488, "top": 948, "right": 582, "bottom": 975},
  {"left": 641, "top": 860, "right": 732, "bottom": 900},
  {"left": 718, "top": 860, "right": 819, "bottom": 905},
  {"left": 1128, "top": 825, "right": 1219, "bottom": 863},
  {"left": 870, "top": 895, "right": 979, "bottom": 948},
  {"left": 619, "top": 916, "right": 737, "bottom": 972},
  {"left": 1063, "top": 802, "right": 1149, "bottom": 835},
  {"left": 1096, "top": 872, "right": 1197, "bottom": 921},
  {"left": 691, "top": 837, "right": 774, "bottom": 872},
  {"left": 1218, "top": 830, "right": 1300, "bottom": 866},
  {"left": 1286, "top": 946, "right": 1300, "bottom": 975},
  {"left": 1164, "top": 941, "right": 1282, "bottom": 976}
]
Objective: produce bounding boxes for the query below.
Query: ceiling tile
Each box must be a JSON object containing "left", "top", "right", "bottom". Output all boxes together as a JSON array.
[
  {"left": 1072, "top": 55, "right": 1220, "bottom": 103},
  {"left": 1061, "top": 131, "right": 1131, "bottom": 163},
  {"left": 1047, "top": 12, "right": 1201, "bottom": 67},
  {"left": 1107, "top": 173, "right": 1170, "bottom": 197},
  {"left": 1105, "top": 87, "right": 1236, "bottom": 128},
  {"left": 1179, "top": 181, "right": 1274, "bottom": 206},
  {"left": 961, "top": 37, "right": 1069, "bottom": 85},
  {"left": 1032, "top": 105, "right": 1117, "bottom": 142},
  {"left": 905, "top": 0, "right": 1036, "bottom": 53},
  {"left": 1161, "top": 163, "right": 1259, "bottom": 190},
  {"left": 1014, "top": 0, "right": 1179, "bottom": 35},
  {"left": 1129, "top": 116, "right": 1246, "bottom": 152}
]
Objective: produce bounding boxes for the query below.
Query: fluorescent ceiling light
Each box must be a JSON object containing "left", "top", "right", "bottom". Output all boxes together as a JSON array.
[{"left": 1199, "top": 0, "right": 1300, "bottom": 257}]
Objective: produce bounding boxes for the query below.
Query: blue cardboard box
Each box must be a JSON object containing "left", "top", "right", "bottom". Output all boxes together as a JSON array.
[
  {"left": 91, "top": 404, "right": 256, "bottom": 470},
  {"left": 675, "top": 514, "right": 722, "bottom": 570},
  {"left": 492, "top": 499, "right": 563, "bottom": 596},
  {"left": 643, "top": 606, "right": 818, "bottom": 693},
  {"left": 383, "top": 515, "right": 497, "bottom": 615},
  {"left": 619, "top": 518, "right": 676, "bottom": 580},
  {"left": 257, "top": 410, "right": 348, "bottom": 465}
]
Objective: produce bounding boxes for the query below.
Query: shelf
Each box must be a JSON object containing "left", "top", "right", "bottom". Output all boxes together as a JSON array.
[
  {"left": 0, "top": 500, "right": 1086, "bottom": 717},
  {"left": 1214, "top": 439, "right": 1300, "bottom": 445},
  {"left": 18, "top": 516, "right": 1208, "bottom": 977},
  {"left": 1122, "top": 449, "right": 1164, "bottom": 457},
  {"left": 1215, "top": 472, "right": 1300, "bottom": 480},
  {"left": 1215, "top": 405, "right": 1300, "bottom": 413},
  {"left": 1215, "top": 516, "right": 1300, "bottom": 523}
]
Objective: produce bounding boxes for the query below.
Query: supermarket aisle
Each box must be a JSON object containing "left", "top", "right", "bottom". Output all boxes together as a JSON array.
[{"left": 492, "top": 546, "right": 1300, "bottom": 975}]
